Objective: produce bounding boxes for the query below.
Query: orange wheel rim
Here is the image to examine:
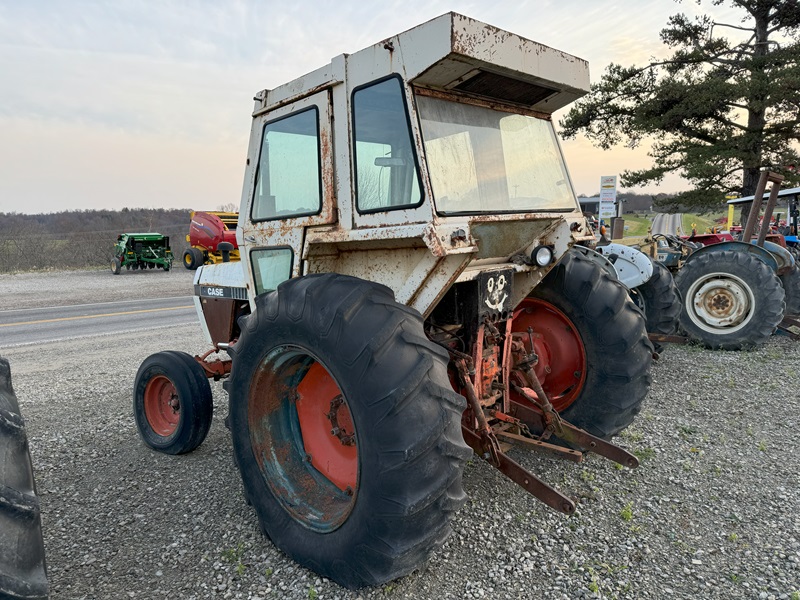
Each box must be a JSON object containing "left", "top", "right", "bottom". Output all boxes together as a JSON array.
[
  {"left": 296, "top": 363, "right": 358, "bottom": 492},
  {"left": 511, "top": 298, "right": 587, "bottom": 412},
  {"left": 247, "top": 347, "right": 358, "bottom": 532},
  {"left": 143, "top": 375, "right": 180, "bottom": 436}
]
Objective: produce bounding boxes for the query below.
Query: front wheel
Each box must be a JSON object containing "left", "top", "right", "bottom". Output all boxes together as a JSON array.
[
  {"left": 226, "top": 274, "right": 471, "bottom": 589},
  {"left": 629, "top": 258, "right": 681, "bottom": 351},
  {"left": 111, "top": 257, "right": 121, "bottom": 275},
  {"left": 674, "top": 250, "right": 785, "bottom": 350},
  {"left": 133, "top": 351, "right": 213, "bottom": 454},
  {"left": 514, "top": 250, "right": 653, "bottom": 439},
  {"left": 780, "top": 266, "right": 800, "bottom": 316}
]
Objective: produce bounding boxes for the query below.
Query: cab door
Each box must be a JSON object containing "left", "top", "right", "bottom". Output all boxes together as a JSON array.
[{"left": 239, "top": 90, "right": 335, "bottom": 303}]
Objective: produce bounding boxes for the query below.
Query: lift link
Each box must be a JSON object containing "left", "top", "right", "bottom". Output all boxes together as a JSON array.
[
  {"left": 454, "top": 358, "right": 577, "bottom": 514},
  {"left": 508, "top": 337, "right": 640, "bottom": 469}
]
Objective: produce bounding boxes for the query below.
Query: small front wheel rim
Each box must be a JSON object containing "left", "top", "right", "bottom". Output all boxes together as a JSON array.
[
  {"left": 143, "top": 375, "right": 180, "bottom": 436},
  {"left": 248, "top": 346, "right": 358, "bottom": 532},
  {"left": 686, "top": 272, "right": 754, "bottom": 333}
]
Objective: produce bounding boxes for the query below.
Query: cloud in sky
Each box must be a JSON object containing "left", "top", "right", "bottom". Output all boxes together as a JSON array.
[{"left": 0, "top": 0, "right": 748, "bottom": 213}]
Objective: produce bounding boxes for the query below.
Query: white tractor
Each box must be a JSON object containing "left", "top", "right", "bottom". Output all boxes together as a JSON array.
[{"left": 133, "top": 14, "right": 654, "bottom": 588}]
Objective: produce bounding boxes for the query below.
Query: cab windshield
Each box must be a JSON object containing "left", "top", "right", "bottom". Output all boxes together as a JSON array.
[{"left": 416, "top": 94, "right": 579, "bottom": 215}]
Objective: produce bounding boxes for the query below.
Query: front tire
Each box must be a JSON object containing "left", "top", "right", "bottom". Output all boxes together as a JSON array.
[
  {"left": 674, "top": 250, "right": 785, "bottom": 350},
  {"left": 515, "top": 250, "right": 653, "bottom": 439},
  {"left": 780, "top": 266, "right": 800, "bottom": 316},
  {"left": 629, "top": 258, "right": 681, "bottom": 351},
  {"left": 226, "top": 274, "right": 471, "bottom": 589},
  {"left": 0, "top": 357, "right": 48, "bottom": 600},
  {"left": 111, "top": 257, "right": 121, "bottom": 275},
  {"left": 133, "top": 351, "right": 213, "bottom": 454}
]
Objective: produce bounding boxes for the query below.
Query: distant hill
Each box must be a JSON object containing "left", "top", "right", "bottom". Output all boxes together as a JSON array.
[{"left": 0, "top": 208, "right": 193, "bottom": 273}]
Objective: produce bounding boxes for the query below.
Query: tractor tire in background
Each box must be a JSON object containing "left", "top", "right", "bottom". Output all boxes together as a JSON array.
[
  {"left": 111, "top": 257, "right": 121, "bottom": 275},
  {"left": 629, "top": 258, "right": 681, "bottom": 351},
  {"left": 0, "top": 357, "right": 48, "bottom": 600},
  {"left": 183, "top": 248, "right": 205, "bottom": 270},
  {"left": 674, "top": 250, "right": 785, "bottom": 350},
  {"left": 780, "top": 267, "right": 800, "bottom": 316},
  {"left": 515, "top": 250, "right": 653, "bottom": 439},
  {"left": 133, "top": 351, "right": 213, "bottom": 455},
  {"left": 226, "top": 273, "right": 472, "bottom": 589}
]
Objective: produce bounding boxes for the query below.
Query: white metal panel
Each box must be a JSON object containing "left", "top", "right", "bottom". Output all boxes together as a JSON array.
[{"left": 596, "top": 243, "right": 653, "bottom": 289}]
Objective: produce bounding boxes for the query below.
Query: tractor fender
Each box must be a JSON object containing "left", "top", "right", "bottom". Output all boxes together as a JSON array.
[
  {"left": 569, "top": 245, "right": 618, "bottom": 282},
  {"left": 593, "top": 243, "right": 653, "bottom": 290},
  {"left": 761, "top": 240, "right": 795, "bottom": 273},
  {"left": 683, "top": 240, "right": 782, "bottom": 273}
]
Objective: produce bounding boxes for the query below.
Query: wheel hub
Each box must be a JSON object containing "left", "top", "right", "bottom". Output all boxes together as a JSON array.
[
  {"left": 327, "top": 396, "right": 355, "bottom": 446},
  {"left": 247, "top": 350, "right": 358, "bottom": 532},
  {"left": 510, "top": 298, "right": 586, "bottom": 412},
  {"left": 691, "top": 276, "right": 751, "bottom": 329},
  {"left": 143, "top": 375, "right": 180, "bottom": 436}
]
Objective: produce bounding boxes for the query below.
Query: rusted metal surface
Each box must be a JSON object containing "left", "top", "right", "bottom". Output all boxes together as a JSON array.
[
  {"left": 778, "top": 315, "right": 800, "bottom": 340},
  {"left": 452, "top": 317, "right": 638, "bottom": 513},
  {"left": 648, "top": 333, "right": 691, "bottom": 344},
  {"left": 460, "top": 426, "right": 576, "bottom": 515},
  {"left": 197, "top": 297, "right": 249, "bottom": 348},
  {"left": 247, "top": 350, "right": 357, "bottom": 532},
  {"left": 414, "top": 86, "right": 554, "bottom": 120},
  {"left": 194, "top": 350, "right": 232, "bottom": 380},
  {"left": 743, "top": 171, "right": 785, "bottom": 244}
]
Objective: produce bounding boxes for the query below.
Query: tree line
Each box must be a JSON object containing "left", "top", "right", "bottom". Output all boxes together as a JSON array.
[
  {"left": 561, "top": 0, "right": 799, "bottom": 211},
  {"left": 0, "top": 208, "right": 193, "bottom": 273}
]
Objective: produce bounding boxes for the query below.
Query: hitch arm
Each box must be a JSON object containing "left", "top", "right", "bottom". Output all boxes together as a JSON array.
[
  {"left": 455, "top": 357, "right": 576, "bottom": 514},
  {"left": 460, "top": 426, "right": 576, "bottom": 515},
  {"left": 508, "top": 391, "right": 639, "bottom": 469}
]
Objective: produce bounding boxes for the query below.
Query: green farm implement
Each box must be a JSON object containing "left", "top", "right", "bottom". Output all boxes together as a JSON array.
[{"left": 111, "top": 233, "right": 174, "bottom": 274}]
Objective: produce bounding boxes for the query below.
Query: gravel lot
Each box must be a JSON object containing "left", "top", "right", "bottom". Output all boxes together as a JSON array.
[{"left": 2, "top": 269, "right": 799, "bottom": 600}]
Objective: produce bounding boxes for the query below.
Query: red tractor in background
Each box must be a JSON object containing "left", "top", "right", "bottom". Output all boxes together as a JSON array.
[{"left": 182, "top": 211, "right": 240, "bottom": 270}]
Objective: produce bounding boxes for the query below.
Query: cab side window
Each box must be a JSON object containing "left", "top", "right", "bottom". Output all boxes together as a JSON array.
[
  {"left": 353, "top": 77, "right": 422, "bottom": 213},
  {"left": 252, "top": 108, "right": 321, "bottom": 221}
]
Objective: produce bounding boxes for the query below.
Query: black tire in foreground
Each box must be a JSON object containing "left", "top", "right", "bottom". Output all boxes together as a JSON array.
[
  {"left": 521, "top": 250, "right": 654, "bottom": 439},
  {"left": 133, "top": 351, "right": 213, "bottom": 455},
  {"left": 0, "top": 357, "right": 48, "bottom": 600},
  {"left": 674, "top": 250, "right": 785, "bottom": 350},
  {"left": 629, "top": 258, "right": 681, "bottom": 350},
  {"left": 111, "top": 257, "right": 121, "bottom": 275},
  {"left": 780, "top": 266, "right": 800, "bottom": 316},
  {"left": 225, "top": 273, "right": 472, "bottom": 589}
]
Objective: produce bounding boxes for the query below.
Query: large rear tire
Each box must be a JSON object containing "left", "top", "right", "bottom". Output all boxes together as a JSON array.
[
  {"left": 515, "top": 250, "right": 653, "bottom": 439},
  {"left": 629, "top": 258, "right": 681, "bottom": 351},
  {"left": 0, "top": 357, "right": 48, "bottom": 600},
  {"left": 133, "top": 351, "right": 213, "bottom": 455},
  {"left": 674, "top": 250, "right": 785, "bottom": 350},
  {"left": 226, "top": 274, "right": 471, "bottom": 589}
]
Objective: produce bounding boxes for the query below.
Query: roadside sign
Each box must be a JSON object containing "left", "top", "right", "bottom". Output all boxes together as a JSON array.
[{"left": 599, "top": 175, "right": 617, "bottom": 219}]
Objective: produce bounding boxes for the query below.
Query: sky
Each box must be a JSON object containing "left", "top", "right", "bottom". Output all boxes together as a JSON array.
[{"left": 0, "top": 0, "right": 749, "bottom": 214}]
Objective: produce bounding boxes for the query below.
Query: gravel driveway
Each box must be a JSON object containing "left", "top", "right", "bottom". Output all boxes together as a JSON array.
[{"left": 2, "top": 269, "right": 798, "bottom": 599}]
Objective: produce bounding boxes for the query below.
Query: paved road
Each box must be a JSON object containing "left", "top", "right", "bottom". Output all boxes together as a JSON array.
[
  {"left": 651, "top": 212, "right": 683, "bottom": 235},
  {"left": 0, "top": 296, "right": 197, "bottom": 348}
]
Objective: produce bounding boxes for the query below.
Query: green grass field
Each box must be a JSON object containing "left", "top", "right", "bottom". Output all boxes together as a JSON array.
[
  {"left": 682, "top": 212, "right": 727, "bottom": 234},
  {"left": 613, "top": 212, "right": 729, "bottom": 239}
]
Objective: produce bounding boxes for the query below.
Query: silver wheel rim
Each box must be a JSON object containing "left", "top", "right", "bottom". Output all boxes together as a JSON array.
[{"left": 685, "top": 271, "right": 754, "bottom": 334}]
